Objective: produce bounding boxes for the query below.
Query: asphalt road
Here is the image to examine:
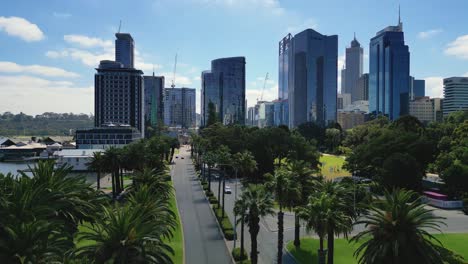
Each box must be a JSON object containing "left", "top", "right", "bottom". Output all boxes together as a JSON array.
[{"left": 172, "top": 146, "right": 233, "bottom": 264}]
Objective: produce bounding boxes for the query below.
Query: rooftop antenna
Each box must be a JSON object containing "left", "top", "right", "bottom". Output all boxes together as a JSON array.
[
  {"left": 152, "top": 64, "right": 155, "bottom": 76},
  {"left": 171, "top": 53, "right": 177, "bottom": 88},
  {"left": 398, "top": 5, "right": 403, "bottom": 31},
  {"left": 118, "top": 20, "right": 122, "bottom": 33},
  {"left": 354, "top": 32, "right": 356, "bottom": 40}
]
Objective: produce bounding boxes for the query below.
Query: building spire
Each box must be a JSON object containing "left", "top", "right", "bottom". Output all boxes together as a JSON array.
[
  {"left": 354, "top": 32, "right": 356, "bottom": 40},
  {"left": 398, "top": 5, "right": 403, "bottom": 31}
]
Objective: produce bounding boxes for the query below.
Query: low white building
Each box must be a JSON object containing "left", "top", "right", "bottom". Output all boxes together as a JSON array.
[{"left": 54, "top": 149, "right": 104, "bottom": 171}]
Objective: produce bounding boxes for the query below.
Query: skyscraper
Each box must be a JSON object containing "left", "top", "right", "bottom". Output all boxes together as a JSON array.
[
  {"left": 115, "top": 33, "right": 135, "bottom": 68},
  {"left": 288, "top": 29, "right": 338, "bottom": 127},
  {"left": 344, "top": 35, "right": 364, "bottom": 102},
  {"left": 357, "top": 73, "right": 369, "bottom": 101},
  {"left": 409, "top": 77, "right": 425, "bottom": 100},
  {"left": 164, "top": 87, "right": 196, "bottom": 128},
  {"left": 443, "top": 77, "right": 468, "bottom": 117},
  {"left": 143, "top": 74, "right": 164, "bottom": 130},
  {"left": 201, "top": 57, "right": 246, "bottom": 125},
  {"left": 94, "top": 60, "right": 144, "bottom": 136},
  {"left": 369, "top": 15, "right": 410, "bottom": 120},
  {"left": 278, "top": 34, "right": 292, "bottom": 100}
]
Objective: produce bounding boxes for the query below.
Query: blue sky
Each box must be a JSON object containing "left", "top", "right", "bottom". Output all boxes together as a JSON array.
[{"left": 1, "top": 0, "right": 467, "bottom": 115}]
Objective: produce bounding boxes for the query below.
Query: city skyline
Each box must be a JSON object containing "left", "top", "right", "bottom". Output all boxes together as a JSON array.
[{"left": 1, "top": 0, "right": 468, "bottom": 115}]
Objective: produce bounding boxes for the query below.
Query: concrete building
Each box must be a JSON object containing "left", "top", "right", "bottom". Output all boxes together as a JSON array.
[
  {"left": 273, "top": 99, "right": 289, "bottom": 126},
  {"left": 343, "top": 100, "right": 369, "bottom": 113},
  {"left": 201, "top": 57, "right": 246, "bottom": 126},
  {"left": 115, "top": 33, "right": 134, "bottom": 68},
  {"left": 55, "top": 149, "right": 104, "bottom": 171},
  {"left": 143, "top": 75, "right": 164, "bottom": 132},
  {"left": 257, "top": 101, "right": 274, "bottom": 128},
  {"left": 369, "top": 16, "right": 410, "bottom": 120},
  {"left": 94, "top": 60, "right": 144, "bottom": 137},
  {"left": 344, "top": 35, "right": 364, "bottom": 102},
  {"left": 287, "top": 29, "right": 338, "bottom": 127},
  {"left": 409, "top": 96, "right": 434, "bottom": 124},
  {"left": 443, "top": 77, "right": 468, "bottom": 117},
  {"left": 337, "top": 110, "right": 366, "bottom": 130},
  {"left": 337, "top": 93, "right": 351, "bottom": 110},
  {"left": 357, "top": 73, "right": 369, "bottom": 101},
  {"left": 164, "top": 88, "right": 196, "bottom": 128},
  {"left": 246, "top": 106, "right": 256, "bottom": 126}
]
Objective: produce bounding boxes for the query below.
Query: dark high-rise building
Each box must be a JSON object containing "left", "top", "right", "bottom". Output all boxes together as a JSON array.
[
  {"left": 288, "top": 29, "right": 338, "bottom": 127},
  {"left": 201, "top": 57, "right": 246, "bottom": 125},
  {"left": 94, "top": 60, "right": 144, "bottom": 137},
  {"left": 369, "top": 16, "right": 410, "bottom": 120},
  {"left": 164, "top": 87, "right": 196, "bottom": 128},
  {"left": 409, "top": 77, "right": 425, "bottom": 100},
  {"left": 115, "top": 33, "right": 134, "bottom": 68},
  {"left": 344, "top": 35, "right": 364, "bottom": 102},
  {"left": 143, "top": 75, "right": 164, "bottom": 131},
  {"left": 357, "top": 73, "right": 369, "bottom": 101},
  {"left": 279, "top": 34, "right": 292, "bottom": 100}
]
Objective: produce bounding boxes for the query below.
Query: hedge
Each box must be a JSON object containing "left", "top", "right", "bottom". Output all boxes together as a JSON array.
[
  {"left": 232, "top": 248, "right": 248, "bottom": 261},
  {"left": 205, "top": 190, "right": 214, "bottom": 197},
  {"left": 213, "top": 207, "right": 235, "bottom": 241},
  {"left": 208, "top": 196, "right": 218, "bottom": 204}
]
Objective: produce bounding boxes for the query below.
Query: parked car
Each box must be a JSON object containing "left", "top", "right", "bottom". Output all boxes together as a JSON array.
[
  {"left": 224, "top": 186, "right": 232, "bottom": 194},
  {"left": 175, "top": 156, "right": 179, "bottom": 159},
  {"left": 181, "top": 157, "right": 185, "bottom": 159}
]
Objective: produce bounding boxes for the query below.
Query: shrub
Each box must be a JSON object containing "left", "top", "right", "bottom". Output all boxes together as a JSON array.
[
  {"left": 213, "top": 207, "right": 235, "bottom": 240},
  {"left": 206, "top": 190, "right": 214, "bottom": 197},
  {"left": 232, "top": 248, "right": 248, "bottom": 261},
  {"left": 224, "top": 229, "right": 235, "bottom": 240},
  {"left": 209, "top": 196, "right": 218, "bottom": 204}
]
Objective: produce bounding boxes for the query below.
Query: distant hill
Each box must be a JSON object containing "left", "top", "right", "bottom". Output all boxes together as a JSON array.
[{"left": 0, "top": 112, "right": 94, "bottom": 136}]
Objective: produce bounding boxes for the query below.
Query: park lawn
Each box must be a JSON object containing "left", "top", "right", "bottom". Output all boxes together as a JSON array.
[
  {"left": 287, "top": 233, "right": 468, "bottom": 264},
  {"left": 165, "top": 185, "right": 184, "bottom": 264},
  {"left": 319, "top": 154, "right": 350, "bottom": 180}
]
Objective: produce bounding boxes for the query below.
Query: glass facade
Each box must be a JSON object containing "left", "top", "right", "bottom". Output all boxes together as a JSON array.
[
  {"left": 208, "top": 57, "right": 246, "bottom": 125},
  {"left": 443, "top": 77, "right": 468, "bottom": 117},
  {"left": 164, "top": 88, "right": 196, "bottom": 128},
  {"left": 200, "top": 70, "right": 219, "bottom": 127},
  {"left": 345, "top": 37, "right": 364, "bottom": 102},
  {"left": 278, "top": 34, "right": 292, "bottom": 100},
  {"left": 288, "top": 29, "right": 338, "bottom": 127},
  {"left": 144, "top": 75, "right": 164, "bottom": 130},
  {"left": 115, "top": 33, "right": 134, "bottom": 68},
  {"left": 369, "top": 22, "right": 410, "bottom": 120},
  {"left": 273, "top": 99, "right": 289, "bottom": 126}
]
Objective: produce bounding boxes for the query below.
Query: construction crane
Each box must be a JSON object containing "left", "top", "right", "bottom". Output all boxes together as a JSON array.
[
  {"left": 171, "top": 53, "right": 177, "bottom": 88},
  {"left": 259, "top": 72, "right": 269, "bottom": 101}
]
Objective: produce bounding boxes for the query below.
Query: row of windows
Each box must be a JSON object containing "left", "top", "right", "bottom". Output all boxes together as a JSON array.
[
  {"left": 76, "top": 134, "right": 133, "bottom": 140},
  {"left": 77, "top": 139, "right": 134, "bottom": 145}
]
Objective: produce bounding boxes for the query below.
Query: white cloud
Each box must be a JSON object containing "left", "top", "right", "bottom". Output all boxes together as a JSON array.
[
  {"left": 463, "top": 72, "right": 468, "bottom": 77},
  {"left": 418, "top": 29, "right": 443, "bottom": 39},
  {"left": 246, "top": 85, "right": 278, "bottom": 107},
  {"left": 286, "top": 18, "right": 318, "bottom": 34},
  {"left": 445, "top": 35, "right": 468, "bottom": 60},
  {"left": 0, "top": 61, "right": 79, "bottom": 78},
  {"left": 0, "top": 16, "right": 44, "bottom": 42},
  {"left": 159, "top": 72, "right": 194, "bottom": 87},
  {"left": 46, "top": 48, "right": 113, "bottom": 67},
  {"left": 53, "top": 12, "right": 72, "bottom": 18},
  {"left": 195, "top": 0, "right": 284, "bottom": 15},
  {"left": 64, "top": 34, "right": 113, "bottom": 49},
  {"left": 0, "top": 75, "right": 93, "bottom": 115},
  {"left": 424, "top": 76, "right": 444, "bottom": 98}
]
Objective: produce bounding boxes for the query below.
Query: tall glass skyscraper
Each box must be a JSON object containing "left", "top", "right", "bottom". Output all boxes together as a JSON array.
[
  {"left": 288, "top": 29, "right": 338, "bottom": 127},
  {"left": 115, "top": 33, "right": 134, "bottom": 68},
  {"left": 278, "top": 34, "right": 292, "bottom": 100},
  {"left": 201, "top": 57, "right": 246, "bottom": 125},
  {"left": 369, "top": 18, "right": 410, "bottom": 120},
  {"left": 143, "top": 75, "right": 164, "bottom": 130},
  {"left": 344, "top": 36, "right": 363, "bottom": 102},
  {"left": 164, "top": 88, "right": 196, "bottom": 128}
]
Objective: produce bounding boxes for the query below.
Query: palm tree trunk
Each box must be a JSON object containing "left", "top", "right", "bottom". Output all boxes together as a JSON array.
[
  {"left": 120, "top": 168, "right": 124, "bottom": 191},
  {"left": 208, "top": 166, "right": 212, "bottom": 190},
  {"left": 294, "top": 213, "right": 300, "bottom": 247},
  {"left": 241, "top": 217, "right": 245, "bottom": 262},
  {"left": 250, "top": 222, "right": 260, "bottom": 264},
  {"left": 96, "top": 170, "right": 101, "bottom": 190},
  {"left": 111, "top": 172, "right": 116, "bottom": 199},
  {"left": 222, "top": 171, "right": 226, "bottom": 218},
  {"left": 318, "top": 236, "right": 325, "bottom": 264},
  {"left": 327, "top": 227, "right": 334, "bottom": 264},
  {"left": 217, "top": 171, "right": 222, "bottom": 209},
  {"left": 277, "top": 210, "right": 284, "bottom": 264}
]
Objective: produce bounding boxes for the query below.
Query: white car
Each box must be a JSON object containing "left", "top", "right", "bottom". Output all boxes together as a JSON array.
[{"left": 224, "top": 186, "right": 232, "bottom": 194}]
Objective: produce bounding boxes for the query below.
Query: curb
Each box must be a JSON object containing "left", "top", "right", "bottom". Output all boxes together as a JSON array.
[{"left": 195, "top": 167, "right": 236, "bottom": 264}]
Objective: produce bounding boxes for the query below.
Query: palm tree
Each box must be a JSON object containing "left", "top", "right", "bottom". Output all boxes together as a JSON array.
[
  {"left": 297, "top": 192, "right": 340, "bottom": 264},
  {"left": 351, "top": 189, "right": 446, "bottom": 264},
  {"left": 286, "top": 160, "right": 315, "bottom": 247},
  {"left": 129, "top": 167, "right": 172, "bottom": 200},
  {"left": 103, "top": 147, "right": 122, "bottom": 198},
  {"left": 204, "top": 151, "right": 216, "bottom": 190},
  {"left": 266, "top": 168, "right": 299, "bottom": 264},
  {"left": 76, "top": 203, "right": 175, "bottom": 263},
  {"left": 234, "top": 198, "right": 248, "bottom": 262},
  {"left": 239, "top": 185, "right": 275, "bottom": 264},
  {"left": 87, "top": 151, "right": 105, "bottom": 190},
  {"left": 317, "top": 181, "right": 354, "bottom": 264}
]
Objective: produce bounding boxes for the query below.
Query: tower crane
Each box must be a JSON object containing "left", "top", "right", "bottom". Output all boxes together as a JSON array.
[
  {"left": 171, "top": 53, "right": 177, "bottom": 88},
  {"left": 260, "top": 72, "right": 269, "bottom": 101}
]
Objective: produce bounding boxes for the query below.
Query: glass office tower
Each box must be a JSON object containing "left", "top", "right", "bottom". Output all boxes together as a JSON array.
[
  {"left": 345, "top": 36, "right": 364, "bottom": 102},
  {"left": 143, "top": 75, "right": 164, "bottom": 130},
  {"left": 200, "top": 70, "right": 219, "bottom": 127},
  {"left": 115, "top": 33, "right": 135, "bottom": 68},
  {"left": 279, "top": 34, "right": 292, "bottom": 100},
  {"left": 288, "top": 29, "right": 338, "bottom": 127},
  {"left": 369, "top": 19, "right": 410, "bottom": 120}
]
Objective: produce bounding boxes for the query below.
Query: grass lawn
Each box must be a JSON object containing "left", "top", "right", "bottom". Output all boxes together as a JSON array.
[
  {"left": 287, "top": 234, "right": 468, "bottom": 264},
  {"left": 166, "top": 183, "right": 184, "bottom": 264},
  {"left": 319, "top": 154, "right": 350, "bottom": 180}
]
